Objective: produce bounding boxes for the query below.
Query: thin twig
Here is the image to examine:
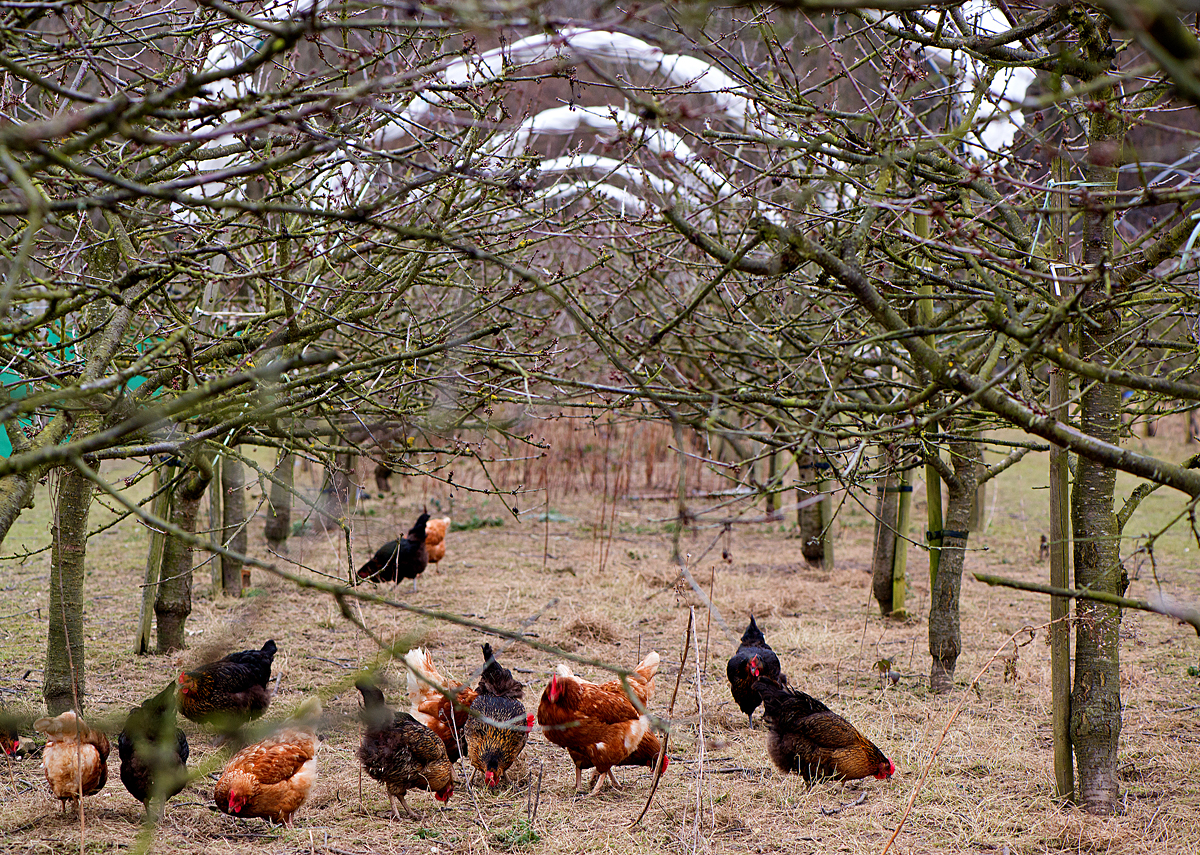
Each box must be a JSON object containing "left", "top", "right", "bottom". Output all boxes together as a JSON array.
[
  {"left": 689, "top": 608, "right": 706, "bottom": 854},
  {"left": 679, "top": 564, "right": 736, "bottom": 646},
  {"left": 819, "top": 791, "right": 868, "bottom": 815},
  {"left": 631, "top": 608, "right": 693, "bottom": 827}
]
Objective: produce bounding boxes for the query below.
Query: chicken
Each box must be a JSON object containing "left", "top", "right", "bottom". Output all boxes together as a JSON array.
[
  {"left": 465, "top": 643, "right": 532, "bottom": 788},
  {"left": 1, "top": 710, "right": 36, "bottom": 759},
  {"left": 359, "top": 513, "right": 430, "bottom": 589},
  {"left": 178, "top": 639, "right": 277, "bottom": 740},
  {"left": 405, "top": 646, "right": 476, "bottom": 761},
  {"left": 568, "top": 725, "right": 668, "bottom": 789},
  {"left": 214, "top": 697, "right": 321, "bottom": 827},
  {"left": 118, "top": 681, "right": 190, "bottom": 813},
  {"left": 1, "top": 707, "right": 21, "bottom": 756},
  {"left": 425, "top": 516, "right": 450, "bottom": 569},
  {"left": 537, "top": 651, "right": 662, "bottom": 795},
  {"left": 356, "top": 679, "right": 454, "bottom": 820},
  {"left": 754, "top": 677, "right": 894, "bottom": 784},
  {"left": 727, "top": 615, "right": 785, "bottom": 727},
  {"left": 33, "top": 711, "right": 110, "bottom": 811}
]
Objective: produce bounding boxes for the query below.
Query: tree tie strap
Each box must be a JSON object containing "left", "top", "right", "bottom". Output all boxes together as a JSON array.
[
  {"left": 877, "top": 485, "right": 913, "bottom": 494},
  {"left": 926, "top": 529, "right": 969, "bottom": 541}
]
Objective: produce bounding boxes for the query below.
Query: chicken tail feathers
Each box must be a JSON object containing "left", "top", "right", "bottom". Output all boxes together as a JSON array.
[
  {"left": 739, "top": 615, "right": 767, "bottom": 647},
  {"left": 405, "top": 647, "right": 442, "bottom": 706},
  {"left": 633, "top": 650, "right": 660, "bottom": 700},
  {"left": 477, "top": 644, "right": 524, "bottom": 700}
]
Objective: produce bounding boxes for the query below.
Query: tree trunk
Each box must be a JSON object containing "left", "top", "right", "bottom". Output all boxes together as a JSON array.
[
  {"left": 798, "top": 453, "right": 825, "bottom": 564},
  {"left": 156, "top": 460, "right": 212, "bottom": 654},
  {"left": 928, "top": 436, "right": 980, "bottom": 693},
  {"left": 1049, "top": 151, "right": 1075, "bottom": 802},
  {"left": 969, "top": 459, "right": 987, "bottom": 532},
  {"left": 264, "top": 451, "right": 294, "bottom": 551},
  {"left": 44, "top": 467, "right": 94, "bottom": 714},
  {"left": 0, "top": 427, "right": 43, "bottom": 548},
  {"left": 136, "top": 473, "right": 172, "bottom": 655},
  {"left": 317, "top": 454, "right": 356, "bottom": 530},
  {"left": 891, "top": 472, "right": 912, "bottom": 617},
  {"left": 1069, "top": 19, "right": 1124, "bottom": 815},
  {"left": 870, "top": 453, "right": 899, "bottom": 616},
  {"left": 220, "top": 453, "right": 246, "bottom": 597},
  {"left": 764, "top": 449, "right": 777, "bottom": 518}
]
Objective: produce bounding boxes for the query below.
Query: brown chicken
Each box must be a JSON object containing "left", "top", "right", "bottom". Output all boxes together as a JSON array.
[
  {"left": 33, "top": 711, "right": 111, "bottom": 811},
  {"left": 425, "top": 516, "right": 450, "bottom": 568},
  {"left": 537, "top": 651, "right": 662, "bottom": 794},
  {"left": 754, "top": 678, "right": 894, "bottom": 784},
  {"left": 214, "top": 697, "right": 320, "bottom": 827},
  {"left": 465, "top": 643, "right": 532, "bottom": 788},
  {"left": 356, "top": 679, "right": 454, "bottom": 820},
  {"left": 178, "top": 639, "right": 277, "bottom": 739},
  {"left": 405, "top": 647, "right": 476, "bottom": 761}
]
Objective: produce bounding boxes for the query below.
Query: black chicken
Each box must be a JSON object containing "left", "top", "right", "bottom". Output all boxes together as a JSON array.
[
  {"left": 118, "top": 681, "right": 190, "bottom": 814},
  {"left": 727, "top": 615, "right": 784, "bottom": 727},
  {"left": 754, "top": 677, "right": 894, "bottom": 784},
  {"left": 356, "top": 678, "right": 454, "bottom": 820},
  {"left": 359, "top": 513, "right": 430, "bottom": 589},
  {"left": 465, "top": 643, "right": 531, "bottom": 789},
  {"left": 177, "top": 639, "right": 277, "bottom": 740}
]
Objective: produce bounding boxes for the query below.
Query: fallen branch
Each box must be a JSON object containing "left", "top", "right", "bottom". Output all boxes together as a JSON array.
[{"left": 973, "top": 573, "right": 1200, "bottom": 636}]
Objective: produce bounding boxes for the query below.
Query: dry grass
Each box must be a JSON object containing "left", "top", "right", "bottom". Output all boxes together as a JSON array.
[{"left": 1, "top": 429, "right": 1199, "bottom": 854}]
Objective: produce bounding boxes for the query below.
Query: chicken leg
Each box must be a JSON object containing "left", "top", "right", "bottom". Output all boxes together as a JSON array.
[{"left": 392, "top": 793, "right": 419, "bottom": 821}]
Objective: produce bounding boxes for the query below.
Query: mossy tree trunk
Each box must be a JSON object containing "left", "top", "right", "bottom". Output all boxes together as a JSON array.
[
  {"left": 798, "top": 453, "right": 826, "bottom": 565},
  {"left": 264, "top": 451, "right": 294, "bottom": 552},
  {"left": 220, "top": 452, "right": 247, "bottom": 597},
  {"left": 136, "top": 473, "right": 172, "bottom": 655},
  {"left": 1049, "top": 151, "right": 1075, "bottom": 802},
  {"left": 928, "top": 435, "right": 980, "bottom": 693},
  {"left": 870, "top": 449, "right": 899, "bottom": 616},
  {"left": 156, "top": 458, "right": 213, "bottom": 653},
  {"left": 1070, "top": 21, "right": 1125, "bottom": 812},
  {"left": 44, "top": 466, "right": 94, "bottom": 714},
  {"left": 43, "top": 227, "right": 125, "bottom": 712}
]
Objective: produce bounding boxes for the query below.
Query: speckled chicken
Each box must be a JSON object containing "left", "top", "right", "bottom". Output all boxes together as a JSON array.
[
  {"left": 214, "top": 697, "right": 321, "bottom": 827},
  {"left": 754, "top": 677, "right": 894, "bottom": 785},
  {"left": 118, "top": 681, "right": 190, "bottom": 813},
  {"left": 405, "top": 646, "right": 475, "bottom": 761},
  {"left": 356, "top": 679, "right": 454, "bottom": 820},
  {"left": 178, "top": 639, "right": 276, "bottom": 739},
  {"left": 727, "top": 615, "right": 784, "bottom": 727},
  {"left": 34, "top": 711, "right": 110, "bottom": 811},
  {"left": 465, "top": 644, "right": 532, "bottom": 789}
]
